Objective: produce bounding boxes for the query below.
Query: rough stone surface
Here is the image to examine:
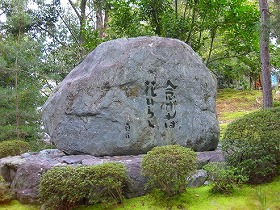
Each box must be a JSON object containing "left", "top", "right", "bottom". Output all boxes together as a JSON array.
[
  {"left": 187, "top": 169, "right": 207, "bottom": 187},
  {"left": 0, "top": 149, "right": 223, "bottom": 204},
  {"left": 196, "top": 149, "right": 225, "bottom": 169},
  {"left": 0, "top": 156, "right": 27, "bottom": 182},
  {"left": 42, "top": 36, "right": 219, "bottom": 156},
  {"left": 11, "top": 163, "right": 48, "bottom": 204},
  {"left": 119, "top": 155, "right": 147, "bottom": 198}
]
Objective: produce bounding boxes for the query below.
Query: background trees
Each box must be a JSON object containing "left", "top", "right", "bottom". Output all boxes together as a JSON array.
[
  {"left": 0, "top": 0, "right": 45, "bottom": 141},
  {"left": 108, "top": 0, "right": 261, "bottom": 88},
  {"left": 271, "top": 0, "right": 280, "bottom": 41}
]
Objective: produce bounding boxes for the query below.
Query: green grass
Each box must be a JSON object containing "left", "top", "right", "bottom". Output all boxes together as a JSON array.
[
  {"left": 217, "top": 89, "right": 262, "bottom": 101},
  {"left": 0, "top": 200, "right": 39, "bottom": 210},
  {"left": 216, "top": 89, "right": 262, "bottom": 122},
  {"left": 2, "top": 178, "right": 279, "bottom": 210},
  {"left": 219, "top": 110, "right": 255, "bottom": 122},
  {"left": 217, "top": 89, "right": 262, "bottom": 140},
  {"left": 75, "top": 177, "right": 280, "bottom": 210}
]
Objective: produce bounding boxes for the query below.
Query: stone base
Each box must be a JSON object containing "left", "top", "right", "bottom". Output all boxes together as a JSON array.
[{"left": 0, "top": 149, "right": 224, "bottom": 204}]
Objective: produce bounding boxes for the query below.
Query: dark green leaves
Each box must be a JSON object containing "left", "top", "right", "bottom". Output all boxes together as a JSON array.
[{"left": 141, "top": 145, "right": 197, "bottom": 197}]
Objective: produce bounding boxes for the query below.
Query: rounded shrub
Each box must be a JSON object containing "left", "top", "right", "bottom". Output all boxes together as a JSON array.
[
  {"left": 86, "top": 162, "right": 128, "bottom": 205},
  {"left": 0, "top": 140, "right": 30, "bottom": 158},
  {"left": 39, "top": 166, "right": 77, "bottom": 210},
  {"left": 222, "top": 107, "right": 280, "bottom": 184},
  {"left": 39, "top": 162, "right": 128, "bottom": 210},
  {"left": 0, "top": 176, "right": 13, "bottom": 204},
  {"left": 203, "top": 162, "right": 248, "bottom": 194},
  {"left": 141, "top": 145, "right": 197, "bottom": 197}
]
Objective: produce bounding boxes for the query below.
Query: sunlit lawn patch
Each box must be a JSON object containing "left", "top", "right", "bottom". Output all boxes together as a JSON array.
[
  {"left": 76, "top": 177, "right": 280, "bottom": 210},
  {"left": 216, "top": 89, "right": 262, "bottom": 124},
  {"left": 219, "top": 110, "right": 255, "bottom": 122},
  {"left": 2, "top": 179, "right": 279, "bottom": 210},
  {"left": 0, "top": 200, "right": 39, "bottom": 210}
]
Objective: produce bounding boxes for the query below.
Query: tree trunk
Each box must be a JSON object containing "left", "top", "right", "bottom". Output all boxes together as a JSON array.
[
  {"left": 95, "top": 0, "right": 105, "bottom": 37},
  {"left": 185, "top": 5, "right": 197, "bottom": 45},
  {"left": 104, "top": 1, "right": 110, "bottom": 31},
  {"left": 15, "top": 57, "right": 20, "bottom": 139},
  {"left": 259, "top": 0, "right": 273, "bottom": 108},
  {"left": 206, "top": 27, "right": 217, "bottom": 66},
  {"left": 15, "top": 12, "right": 23, "bottom": 139},
  {"left": 79, "top": 0, "right": 87, "bottom": 56},
  {"left": 68, "top": 0, "right": 87, "bottom": 56},
  {"left": 175, "top": 0, "right": 178, "bottom": 19}
]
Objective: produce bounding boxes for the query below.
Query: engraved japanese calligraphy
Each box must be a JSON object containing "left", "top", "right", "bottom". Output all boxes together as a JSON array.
[
  {"left": 143, "top": 80, "right": 178, "bottom": 129},
  {"left": 164, "top": 80, "right": 177, "bottom": 128},
  {"left": 125, "top": 123, "right": 131, "bottom": 139},
  {"left": 145, "top": 81, "right": 157, "bottom": 128}
]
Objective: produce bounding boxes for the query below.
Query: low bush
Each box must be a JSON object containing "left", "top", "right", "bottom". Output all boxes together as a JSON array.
[
  {"left": 222, "top": 107, "right": 280, "bottom": 184},
  {"left": 0, "top": 140, "right": 30, "bottom": 158},
  {"left": 86, "top": 163, "right": 128, "bottom": 205},
  {"left": 203, "top": 162, "right": 248, "bottom": 194},
  {"left": 273, "top": 100, "right": 280, "bottom": 107},
  {"left": 141, "top": 145, "right": 197, "bottom": 197},
  {"left": 0, "top": 176, "right": 13, "bottom": 204},
  {"left": 39, "top": 162, "right": 128, "bottom": 210}
]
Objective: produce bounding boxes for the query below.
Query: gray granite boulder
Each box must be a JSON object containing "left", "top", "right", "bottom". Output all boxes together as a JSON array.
[{"left": 42, "top": 36, "right": 219, "bottom": 156}]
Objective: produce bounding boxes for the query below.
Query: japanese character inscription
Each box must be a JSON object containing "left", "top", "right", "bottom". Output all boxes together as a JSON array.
[
  {"left": 144, "top": 81, "right": 157, "bottom": 128},
  {"left": 124, "top": 80, "right": 178, "bottom": 136},
  {"left": 125, "top": 123, "right": 131, "bottom": 139},
  {"left": 144, "top": 80, "right": 178, "bottom": 128},
  {"left": 164, "top": 80, "right": 177, "bottom": 128}
]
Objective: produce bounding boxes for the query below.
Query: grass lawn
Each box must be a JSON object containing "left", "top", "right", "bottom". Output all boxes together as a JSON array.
[
  {"left": 75, "top": 177, "right": 280, "bottom": 210},
  {"left": 1, "top": 178, "right": 279, "bottom": 210},
  {"left": 0, "top": 200, "right": 40, "bottom": 210},
  {"left": 216, "top": 89, "right": 262, "bottom": 139},
  {"left": 216, "top": 89, "right": 262, "bottom": 123}
]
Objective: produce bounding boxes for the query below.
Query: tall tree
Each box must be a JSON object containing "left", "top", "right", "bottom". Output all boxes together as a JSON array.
[
  {"left": 0, "top": 0, "right": 45, "bottom": 141},
  {"left": 68, "top": 0, "right": 87, "bottom": 56},
  {"left": 259, "top": 0, "right": 273, "bottom": 108}
]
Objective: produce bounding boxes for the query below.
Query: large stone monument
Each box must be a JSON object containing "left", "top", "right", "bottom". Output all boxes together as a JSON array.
[{"left": 42, "top": 37, "right": 219, "bottom": 156}]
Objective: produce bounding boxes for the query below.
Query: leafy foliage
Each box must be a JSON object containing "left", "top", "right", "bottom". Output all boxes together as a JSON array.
[
  {"left": 0, "top": 0, "right": 45, "bottom": 141},
  {"left": 0, "top": 86, "right": 43, "bottom": 141},
  {"left": 141, "top": 145, "right": 196, "bottom": 197},
  {"left": 0, "top": 176, "right": 13, "bottom": 204},
  {"left": 106, "top": 0, "right": 261, "bottom": 88},
  {"left": 271, "top": 0, "right": 280, "bottom": 43},
  {"left": 39, "top": 163, "right": 128, "bottom": 210},
  {"left": 0, "top": 139, "right": 30, "bottom": 158},
  {"left": 107, "top": 0, "right": 154, "bottom": 38},
  {"left": 222, "top": 107, "right": 280, "bottom": 184},
  {"left": 203, "top": 162, "right": 248, "bottom": 194}
]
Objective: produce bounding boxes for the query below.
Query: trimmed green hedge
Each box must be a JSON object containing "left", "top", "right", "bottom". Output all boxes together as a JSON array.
[
  {"left": 39, "top": 162, "right": 128, "bottom": 210},
  {"left": 203, "top": 162, "right": 248, "bottom": 194},
  {"left": 141, "top": 145, "right": 197, "bottom": 197},
  {"left": 0, "top": 176, "right": 13, "bottom": 204},
  {"left": 0, "top": 140, "right": 30, "bottom": 158},
  {"left": 222, "top": 107, "right": 280, "bottom": 184}
]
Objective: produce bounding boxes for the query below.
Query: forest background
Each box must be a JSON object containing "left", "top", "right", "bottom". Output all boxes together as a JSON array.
[{"left": 0, "top": 0, "right": 279, "bottom": 144}]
